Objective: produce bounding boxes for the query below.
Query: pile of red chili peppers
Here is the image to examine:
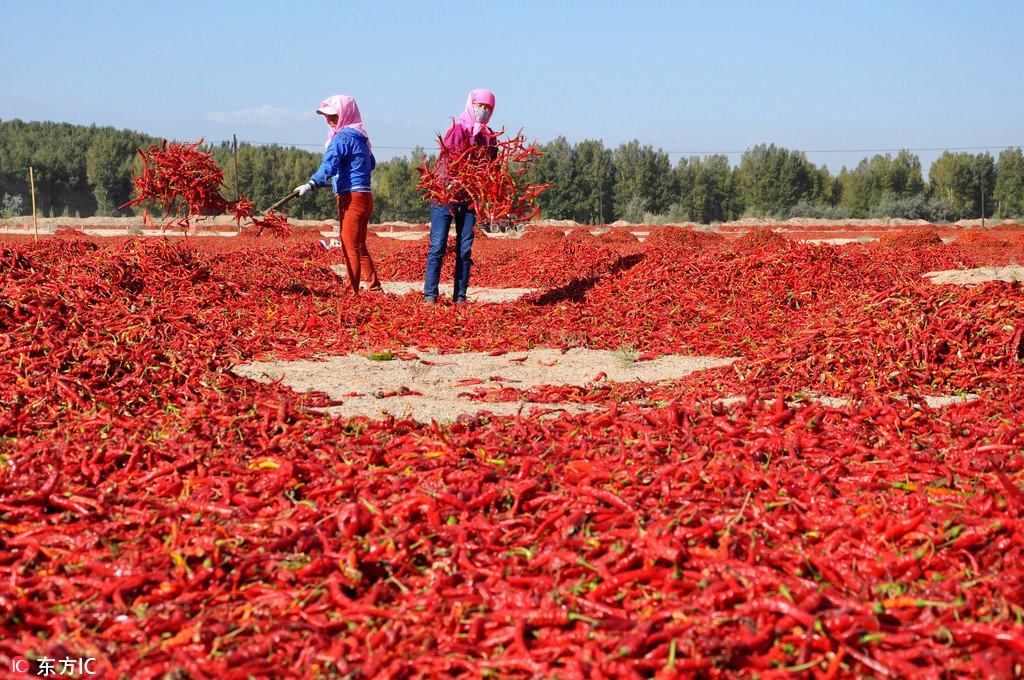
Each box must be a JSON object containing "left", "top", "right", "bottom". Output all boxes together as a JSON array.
[
  {"left": 417, "top": 128, "right": 549, "bottom": 224},
  {"left": 120, "top": 140, "right": 291, "bottom": 236},
  {"left": 2, "top": 224, "right": 1024, "bottom": 678}
]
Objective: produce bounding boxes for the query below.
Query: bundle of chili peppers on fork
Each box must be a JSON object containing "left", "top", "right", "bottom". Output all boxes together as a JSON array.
[
  {"left": 120, "top": 139, "right": 291, "bottom": 236},
  {"left": 417, "top": 127, "right": 549, "bottom": 224}
]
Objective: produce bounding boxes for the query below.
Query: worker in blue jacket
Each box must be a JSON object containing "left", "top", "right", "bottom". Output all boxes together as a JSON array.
[{"left": 295, "top": 94, "right": 381, "bottom": 295}]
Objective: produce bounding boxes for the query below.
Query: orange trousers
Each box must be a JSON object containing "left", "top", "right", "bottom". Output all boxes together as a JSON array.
[{"left": 336, "top": 191, "right": 381, "bottom": 295}]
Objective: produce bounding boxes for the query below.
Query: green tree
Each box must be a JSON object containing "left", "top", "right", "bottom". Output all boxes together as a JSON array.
[
  {"left": 236, "top": 144, "right": 289, "bottom": 212},
  {"left": 889, "top": 150, "right": 926, "bottom": 197},
  {"left": 840, "top": 150, "right": 926, "bottom": 217},
  {"left": 734, "top": 143, "right": 818, "bottom": 217},
  {"left": 372, "top": 148, "right": 430, "bottom": 223},
  {"left": 573, "top": 140, "right": 614, "bottom": 224},
  {"left": 86, "top": 127, "right": 152, "bottom": 215},
  {"left": 0, "top": 119, "right": 34, "bottom": 207},
  {"left": 611, "top": 140, "right": 672, "bottom": 220},
  {"left": 16, "top": 121, "right": 94, "bottom": 217},
  {"left": 839, "top": 157, "right": 879, "bottom": 217},
  {"left": 971, "top": 153, "right": 997, "bottom": 220},
  {"left": 929, "top": 151, "right": 994, "bottom": 220},
  {"left": 675, "top": 154, "right": 734, "bottom": 223},
  {"left": 525, "top": 136, "right": 575, "bottom": 221},
  {"left": 995, "top": 147, "right": 1024, "bottom": 218}
]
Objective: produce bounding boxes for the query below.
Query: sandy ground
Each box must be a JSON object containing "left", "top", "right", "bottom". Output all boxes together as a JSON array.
[
  {"left": 923, "top": 265, "right": 1024, "bottom": 285},
  {"left": 239, "top": 269, "right": 736, "bottom": 422},
  {"left": 232, "top": 347, "right": 740, "bottom": 423},
  {"left": 329, "top": 265, "right": 537, "bottom": 303}
]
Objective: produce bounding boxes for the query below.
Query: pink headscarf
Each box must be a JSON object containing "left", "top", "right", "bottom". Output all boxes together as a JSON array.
[
  {"left": 316, "top": 94, "right": 370, "bottom": 150},
  {"left": 456, "top": 88, "right": 496, "bottom": 137}
]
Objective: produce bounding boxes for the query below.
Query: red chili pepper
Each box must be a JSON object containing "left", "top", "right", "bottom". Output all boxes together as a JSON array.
[{"left": 734, "top": 596, "right": 817, "bottom": 629}]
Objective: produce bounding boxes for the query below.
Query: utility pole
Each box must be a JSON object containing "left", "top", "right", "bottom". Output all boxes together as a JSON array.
[
  {"left": 233, "top": 134, "right": 240, "bottom": 235},
  {"left": 30, "top": 167, "right": 38, "bottom": 242},
  {"left": 981, "top": 170, "right": 985, "bottom": 229}
]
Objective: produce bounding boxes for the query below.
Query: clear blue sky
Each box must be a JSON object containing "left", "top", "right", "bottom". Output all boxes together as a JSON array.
[{"left": 3, "top": 1, "right": 1022, "bottom": 178}]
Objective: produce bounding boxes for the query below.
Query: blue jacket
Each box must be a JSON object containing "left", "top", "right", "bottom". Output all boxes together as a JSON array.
[{"left": 310, "top": 128, "right": 375, "bottom": 194}]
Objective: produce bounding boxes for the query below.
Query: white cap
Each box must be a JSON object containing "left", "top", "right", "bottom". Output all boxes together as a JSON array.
[{"left": 316, "top": 105, "right": 337, "bottom": 116}]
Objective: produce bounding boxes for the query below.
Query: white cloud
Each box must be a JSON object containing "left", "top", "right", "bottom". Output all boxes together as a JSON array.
[
  {"left": 368, "top": 115, "right": 434, "bottom": 128},
  {"left": 205, "top": 105, "right": 307, "bottom": 127}
]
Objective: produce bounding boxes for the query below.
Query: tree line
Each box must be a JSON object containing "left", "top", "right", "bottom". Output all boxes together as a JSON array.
[{"left": 1, "top": 119, "right": 1021, "bottom": 224}]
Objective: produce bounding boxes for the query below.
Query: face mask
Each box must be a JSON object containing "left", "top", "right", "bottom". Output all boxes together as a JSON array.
[{"left": 473, "top": 105, "right": 492, "bottom": 124}]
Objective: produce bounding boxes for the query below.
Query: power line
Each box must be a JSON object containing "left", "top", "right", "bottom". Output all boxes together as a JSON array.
[
  {"left": 664, "top": 145, "right": 1019, "bottom": 156},
  {"left": 805, "top": 145, "right": 1016, "bottom": 154}
]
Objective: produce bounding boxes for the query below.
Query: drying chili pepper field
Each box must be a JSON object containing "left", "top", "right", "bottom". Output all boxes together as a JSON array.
[{"left": 3, "top": 223, "right": 1024, "bottom": 679}]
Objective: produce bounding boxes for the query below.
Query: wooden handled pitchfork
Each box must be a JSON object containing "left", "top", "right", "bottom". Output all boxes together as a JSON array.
[{"left": 262, "top": 189, "right": 300, "bottom": 215}]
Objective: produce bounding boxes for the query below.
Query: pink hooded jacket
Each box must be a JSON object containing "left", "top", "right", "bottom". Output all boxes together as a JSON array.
[
  {"left": 456, "top": 88, "right": 495, "bottom": 138},
  {"left": 317, "top": 95, "right": 371, "bottom": 151},
  {"left": 442, "top": 88, "right": 498, "bottom": 154}
]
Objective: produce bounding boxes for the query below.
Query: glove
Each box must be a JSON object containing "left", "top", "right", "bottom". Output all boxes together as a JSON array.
[{"left": 295, "top": 182, "right": 314, "bottom": 197}]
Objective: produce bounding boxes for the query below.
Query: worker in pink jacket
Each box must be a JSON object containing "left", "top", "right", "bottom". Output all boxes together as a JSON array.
[{"left": 423, "top": 89, "right": 498, "bottom": 305}]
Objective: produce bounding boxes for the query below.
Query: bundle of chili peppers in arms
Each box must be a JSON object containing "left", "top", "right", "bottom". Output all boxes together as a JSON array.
[
  {"left": 417, "top": 127, "right": 549, "bottom": 224},
  {"left": 120, "top": 139, "right": 291, "bottom": 236}
]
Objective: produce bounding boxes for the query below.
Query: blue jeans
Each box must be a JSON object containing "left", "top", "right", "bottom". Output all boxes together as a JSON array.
[{"left": 424, "top": 203, "right": 477, "bottom": 302}]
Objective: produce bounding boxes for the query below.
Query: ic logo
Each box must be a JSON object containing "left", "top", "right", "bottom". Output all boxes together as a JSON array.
[{"left": 10, "top": 656, "right": 30, "bottom": 675}]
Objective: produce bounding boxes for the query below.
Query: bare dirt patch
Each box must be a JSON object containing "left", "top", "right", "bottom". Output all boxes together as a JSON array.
[
  {"left": 231, "top": 348, "right": 739, "bottom": 423},
  {"left": 923, "top": 265, "right": 1024, "bottom": 285},
  {"left": 330, "top": 271, "right": 537, "bottom": 303}
]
